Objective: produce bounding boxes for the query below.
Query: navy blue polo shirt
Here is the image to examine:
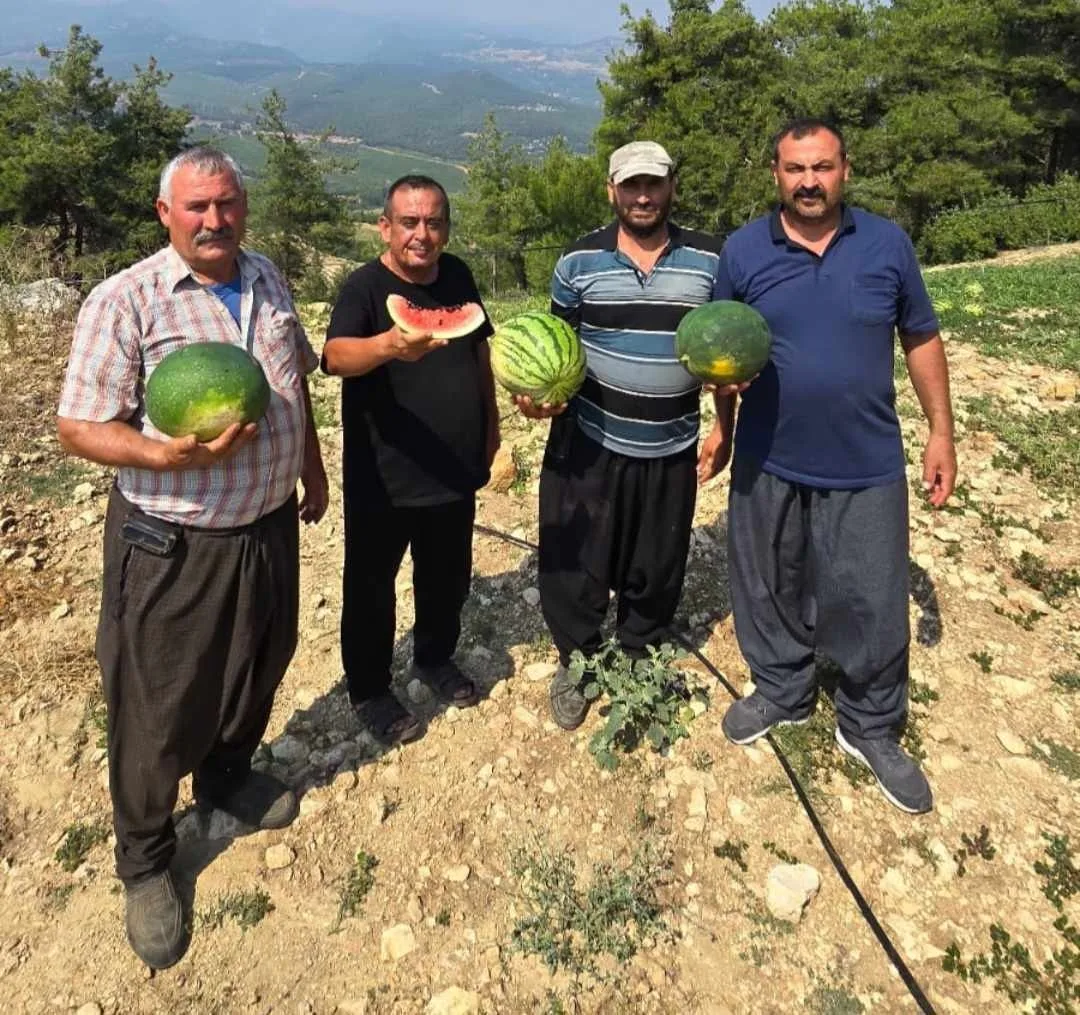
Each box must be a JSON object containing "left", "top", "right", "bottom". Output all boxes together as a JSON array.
[{"left": 712, "top": 205, "right": 938, "bottom": 488}]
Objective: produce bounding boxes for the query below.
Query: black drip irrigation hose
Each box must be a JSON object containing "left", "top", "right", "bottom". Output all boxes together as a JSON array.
[
  {"left": 670, "top": 631, "right": 939, "bottom": 1015},
  {"left": 473, "top": 521, "right": 939, "bottom": 1015}
]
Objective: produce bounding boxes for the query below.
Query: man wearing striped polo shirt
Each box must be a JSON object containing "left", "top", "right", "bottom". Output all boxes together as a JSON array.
[{"left": 518, "top": 141, "right": 745, "bottom": 729}]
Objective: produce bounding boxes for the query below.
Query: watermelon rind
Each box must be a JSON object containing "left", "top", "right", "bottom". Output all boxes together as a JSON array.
[
  {"left": 490, "top": 312, "right": 586, "bottom": 405},
  {"left": 145, "top": 342, "right": 271, "bottom": 443},
  {"left": 386, "top": 293, "right": 486, "bottom": 340},
  {"left": 675, "top": 300, "right": 772, "bottom": 386}
]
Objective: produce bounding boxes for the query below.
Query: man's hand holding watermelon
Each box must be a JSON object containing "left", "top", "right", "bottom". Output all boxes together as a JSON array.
[
  {"left": 512, "top": 394, "right": 568, "bottom": 420},
  {"left": 157, "top": 421, "right": 258, "bottom": 469},
  {"left": 384, "top": 322, "right": 449, "bottom": 362}
]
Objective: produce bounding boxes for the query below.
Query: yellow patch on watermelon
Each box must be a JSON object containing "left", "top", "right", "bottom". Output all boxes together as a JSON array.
[{"left": 707, "top": 356, "right": 740, "bottom": 383}]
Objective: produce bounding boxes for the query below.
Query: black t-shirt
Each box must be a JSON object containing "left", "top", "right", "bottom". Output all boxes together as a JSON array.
[{"left": 324, "top": 254, "right": 494, "bottom": 507}]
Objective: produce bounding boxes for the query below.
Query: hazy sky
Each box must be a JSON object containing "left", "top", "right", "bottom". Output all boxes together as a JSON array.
[
  {"left": 308, "top": 0, "right": 784, "bottom": 39},
  {"left": 2, "top": 0, "right": 782, "bottom": 44}
]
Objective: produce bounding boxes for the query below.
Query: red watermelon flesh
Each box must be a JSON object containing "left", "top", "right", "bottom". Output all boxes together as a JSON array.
[{"left": 386, "top": 294, "right": 485, "bottom": 339}]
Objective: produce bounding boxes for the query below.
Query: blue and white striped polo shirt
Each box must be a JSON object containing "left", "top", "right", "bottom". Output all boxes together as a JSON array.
[{"left": 551, "top": 222, "right": 722, "bottom": 458}]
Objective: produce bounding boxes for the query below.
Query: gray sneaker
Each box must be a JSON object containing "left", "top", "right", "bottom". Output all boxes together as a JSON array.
[
  {"left": 125, "top": 869, "right": 188, "bottom": 969},
  {"left": 721, "top": 691, "right": 813, "bottom": 745},
  {"left": 835, "top": 728, "right": 933, "bottom": 814},
  {"left": 549, "top": 664, "right": 589, "bottom": 731}
]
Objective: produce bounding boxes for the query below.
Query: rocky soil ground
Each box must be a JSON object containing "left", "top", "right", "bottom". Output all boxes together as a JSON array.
[{"left": 0, "top": 259, "right": 1077, "bottom": 1015}]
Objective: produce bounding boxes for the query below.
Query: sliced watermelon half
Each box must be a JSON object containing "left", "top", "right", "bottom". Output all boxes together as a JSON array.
[{"left": 386, "top": 293, "right": 485, "bottom": 339}]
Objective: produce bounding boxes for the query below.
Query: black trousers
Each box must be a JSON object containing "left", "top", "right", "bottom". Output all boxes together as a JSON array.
[
  {"left": 727, "top": 456, "right": 911, "bottom": 738},
  {"left": 97, "top": 488, "right": 299, "bottom": 884},
  {"left": 341, "top": 494, "right": 475, "bottom": 704},
  {"left": 538, "top": 416, "right": 698, "bottom": 666}
]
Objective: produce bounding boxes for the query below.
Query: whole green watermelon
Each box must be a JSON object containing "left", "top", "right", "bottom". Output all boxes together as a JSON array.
[
  {"left": 675, "top": 301, "right": 772, "bottom": 386},
  {"left": 490, "top": 312, "right": 587, "bottom": 405},
  {"left": 145, "top": 342, "right": 271, "bottom": 442}
]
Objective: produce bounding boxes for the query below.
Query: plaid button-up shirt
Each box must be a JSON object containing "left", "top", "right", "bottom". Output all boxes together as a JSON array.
[{"left": 59, "top": 245, "right": 319, "bottom": 528}]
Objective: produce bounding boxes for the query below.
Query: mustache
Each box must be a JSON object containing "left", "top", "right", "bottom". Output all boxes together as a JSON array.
[
  {"left": 795, "top": 188, "right": 825, "bottom": 200},
  {"left": 194, "top": 227, "right": 235, "bottom": 245}
]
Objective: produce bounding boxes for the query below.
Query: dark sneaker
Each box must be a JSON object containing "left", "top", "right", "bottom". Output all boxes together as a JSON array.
[
  {"left": 125, "top": 869, "right": 188, "bottom": 970},
  {"left": 549, "top": 663, "right": 589, "bottom": 731},
  {"left": 835, "top": 729, "right": 933, "bottom": 814},
  {"left": 721, "top": 691, "right": 813, "bottom": 745},
  {"left": 410, "top": 659, "right": 478, "bottom": 707},
  {"left": 197, "top": 770, "right": 298, "bottom": 830}
]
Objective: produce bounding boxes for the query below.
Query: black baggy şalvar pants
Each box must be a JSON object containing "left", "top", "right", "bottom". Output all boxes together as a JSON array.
[
  {"left": 538, "top": 416, "right": 698, "bottom": 666},
  {"left": 726, "top": 456, "right": 911, "bottom": 739},
  {"left": 340, "top": 495, "right": 475, "bottom": 705},
  {"left": 96, "top": 487, "right": 299, "bottom": 884}
]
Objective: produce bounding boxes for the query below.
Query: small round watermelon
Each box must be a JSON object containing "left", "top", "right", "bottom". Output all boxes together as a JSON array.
[
  {"left": 490, "top": 312, "right": 587, "bottom": 405},
  {"left": 386, "top": 293, "right": 486, "bottom": 339},
  {"left": 145, "top": 342, "right": 271, "bottom": 442},
  {"left": 675, "top": 301, "right": 772, "bottom": 386}
]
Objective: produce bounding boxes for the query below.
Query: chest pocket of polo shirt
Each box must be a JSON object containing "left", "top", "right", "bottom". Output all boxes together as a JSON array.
[
  {"left": 850, "top": 273, "right": 899, "bottom": 326},
  {"left": 256, "top": 310, "right": 301, "bottom": 388}
]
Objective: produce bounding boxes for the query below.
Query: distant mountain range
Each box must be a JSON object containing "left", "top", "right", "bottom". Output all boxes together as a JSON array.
[{"left": 1, "top": 3, "right": 612, "bottom": 160}]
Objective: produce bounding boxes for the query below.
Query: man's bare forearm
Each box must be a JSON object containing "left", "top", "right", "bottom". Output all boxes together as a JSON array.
[
  {"left": 322, "top": 332, "right": 396, "bottom": 377},
  {"left": 57, "top": 416, "right": 167, "bottom": 470},
  {"left": 903, "top": 333, "right": 954, "bottom": 437}
]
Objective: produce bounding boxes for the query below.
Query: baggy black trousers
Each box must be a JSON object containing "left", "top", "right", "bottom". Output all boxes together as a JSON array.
[
  {"left": 538, "top": 416, "right": 698, "bottom": 666},
  {"left": 727, "top": 456, "right": 911, "bottom": 739},
  {"left": 96, "top": 487, "right": 299, "bottom": 883},
  {"left": 340, "top": 495, "right": 475, "bottom": 704}
]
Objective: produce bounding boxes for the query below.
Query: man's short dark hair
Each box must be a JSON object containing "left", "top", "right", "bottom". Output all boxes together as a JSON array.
[
  {"left": 771, "top": 118, "right": 847, "bottom": 163},
  {"left": 383, "top": 175, "right": 451, "bottom": 222}
]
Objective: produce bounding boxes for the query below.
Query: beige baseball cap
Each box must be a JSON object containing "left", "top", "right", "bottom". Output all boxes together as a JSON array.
[{"left": 608, "top": 141, "right": 674, "bottom": 184}]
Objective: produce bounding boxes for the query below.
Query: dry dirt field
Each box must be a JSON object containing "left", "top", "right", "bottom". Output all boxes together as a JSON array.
[{"left": 0, "top": 252, "right": 1077, "bottom": 1015}]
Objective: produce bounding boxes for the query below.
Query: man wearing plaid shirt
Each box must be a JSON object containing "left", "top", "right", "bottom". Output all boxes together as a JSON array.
[{"left": 57, "top": 147, "right": 328, "bottom": 970}]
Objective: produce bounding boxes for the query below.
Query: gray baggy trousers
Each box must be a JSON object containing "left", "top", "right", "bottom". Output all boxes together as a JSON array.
[{"left": 727, "top": 456, "right": 910, "bottom": 739}]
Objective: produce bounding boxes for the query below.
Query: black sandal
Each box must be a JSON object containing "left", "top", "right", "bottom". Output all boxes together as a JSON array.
[
  {"left": 413, "top": 661, "right": 478, "bottom": 707},
  {"left": 352, "top": 692, "right": 422, "bottom": 745}
]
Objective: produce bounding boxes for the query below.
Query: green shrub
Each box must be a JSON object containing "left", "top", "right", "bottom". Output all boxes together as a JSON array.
[{"left": 920, "top": 175, "right": 1080, "bottom": 265}]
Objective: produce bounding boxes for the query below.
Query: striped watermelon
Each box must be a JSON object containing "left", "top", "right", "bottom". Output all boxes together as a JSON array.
[{"left": 490, "top": 312, "right": 586, "bottom": 405}]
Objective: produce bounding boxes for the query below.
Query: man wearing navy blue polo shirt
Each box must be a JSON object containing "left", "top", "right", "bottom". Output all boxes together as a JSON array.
[{"left": 712, "top": 118, "right": 956, "bottom": 813}]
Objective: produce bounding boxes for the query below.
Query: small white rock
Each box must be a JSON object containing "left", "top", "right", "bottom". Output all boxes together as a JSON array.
[
  {"left": 727, "top": 797, "right": 750, "bottom": 825},
  {"left": 442, "top": 864, "right": 471, "bottom": 883},
  {"left": 406, "top": 678, "right": 432, "bottom": 704},
  {"left": 991, "top": 675, "right": 1037, "bottom": 699},
  {"left": 265, "top": 844, "right": 295, "bottom": 870},
  {"left": 512, "top": 706, "right": 540, "bottom": 728},
  {"left": 995, "top": 730, "right": 1027, "bottom": 755},
  {"left": 425, "top": 987, "right": 481, "bottom": 1015},
  {"left": 522, "top": 662, "right": 557, "bottom": 682},
  {"left": 521, "top": 587, "right": 541, "bottom": 607},
  {"left": 380, "top": 924, "right": 417, "bottom": 961},
  {"left": 765, "top": 863, "right": 821, "bottom": 922}
]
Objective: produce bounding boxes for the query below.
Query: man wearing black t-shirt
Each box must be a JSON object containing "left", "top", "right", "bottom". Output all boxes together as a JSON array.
[{"left": 323, "top": 175, "right": 499, "bottom": 744}]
